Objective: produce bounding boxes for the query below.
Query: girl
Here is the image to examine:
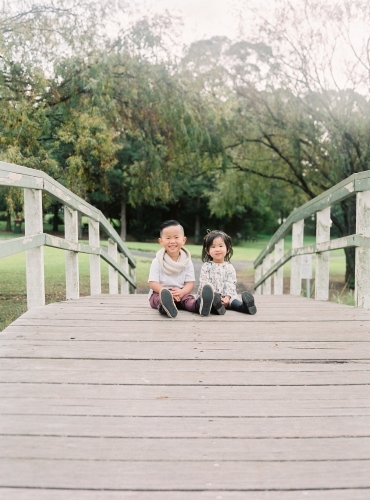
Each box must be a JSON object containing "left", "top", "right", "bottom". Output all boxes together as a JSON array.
[{"left": 198, "top": 230, "right": 257, "bottom": 315}]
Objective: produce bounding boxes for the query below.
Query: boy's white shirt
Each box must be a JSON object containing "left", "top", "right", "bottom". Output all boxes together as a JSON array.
[{"left": 148, "top": 248, "right": 195, "bottom": 298}]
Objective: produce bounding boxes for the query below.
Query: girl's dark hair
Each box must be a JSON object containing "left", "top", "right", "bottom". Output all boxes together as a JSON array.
[{"left": 201, "top": 230, "right": 233, "bottom": 262}]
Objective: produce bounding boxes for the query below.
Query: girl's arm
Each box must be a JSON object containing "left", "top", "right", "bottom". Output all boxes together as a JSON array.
[{"left": 223, "top": 264, "right": 237, "bottom": 298}]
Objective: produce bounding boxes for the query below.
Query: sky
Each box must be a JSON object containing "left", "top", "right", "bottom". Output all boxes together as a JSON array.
[{"left": 144, "top": 0, "right": 240, "bottom": 43}]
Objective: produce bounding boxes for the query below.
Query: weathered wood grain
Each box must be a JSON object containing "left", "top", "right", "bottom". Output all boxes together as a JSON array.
[
  {"left": 1, "top": 368, "right": 370, "bottom": 385},
  {"left": 1, "top": 397, "right": 370, "bottom": 416},
  {"left": 2, "top": 435, "right": 370, "bottom": 461},
  {"left": 0, "top": 458, "right": 370, "bottom": 490},
  {"left": 0, "top": 294, "right": 369, "bottom": 498},
  {"left": 0, "top": 489, "right": 369, "bottom": 500},
  {"left": 1, "top": 414, "right": 370, "bottom": 438},
  {"left": 1, "top": 383, "right": 370, "bottom": 400},
  {"left": 1, "top": 358, "right": 368, "bottom": 371}
]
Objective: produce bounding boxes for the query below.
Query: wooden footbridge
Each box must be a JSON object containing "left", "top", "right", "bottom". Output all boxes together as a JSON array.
[{"left": 1, "top": 163, "right": 370, "bottom": 498}]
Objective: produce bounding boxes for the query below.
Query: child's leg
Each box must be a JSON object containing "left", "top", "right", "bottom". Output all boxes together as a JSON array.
[
  {"left": 178, "top": 293, "right": 198, "bottom": 313},
  {"left": 212, "top": 292, "right": 226, "bottom": 315},
  {"left": 149, "top": 291, "right": 178, "bottom": 318},
  {"left": 179, "top": 284, "right": 214, "bottom": 316},
  {"left": 229, "top": 291, "right": 257, "bottom": 315},
  {"left": 149, "top": 292, "right": 161, "bottom": 310}
]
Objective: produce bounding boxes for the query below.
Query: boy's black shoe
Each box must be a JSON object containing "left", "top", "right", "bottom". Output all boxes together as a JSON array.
[
  {"left": 160, "top": 289, "right": 178, "bottom": 318},
  {"left": 199, "top": 284, "right": 214, "bottom": 317},
  {"left": 213, "top": 292, "right": 226, "bottom": 315},
  {"left": 241, "top": 291, "right": 257, "bottom": 315}
]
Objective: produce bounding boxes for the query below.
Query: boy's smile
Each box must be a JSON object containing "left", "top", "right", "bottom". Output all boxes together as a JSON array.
[{"left": 159, "top": 225, "right": 187, "bottom": 261}]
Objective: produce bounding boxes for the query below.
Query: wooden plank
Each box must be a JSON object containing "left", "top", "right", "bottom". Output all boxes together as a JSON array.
[
  {"left": 0, "top": 458, "right": 369, "bottom": 490},
  {"left": 2, "top": 435, "right": 370, "bottom": 461},
  {"left": 1, "top": 369, "right": 370, "bottom": 385},
  {"left": 3, "top": 323, "right": 370, "bottom": 340},
  {"left": 0, "top": 488, "right": 368, "bottom": 500},
  {"left": 1, "top": 358, "right": 369, "bottom": 372},
  {"left": 8, "top": 311, "right": 370, "bottom": 323},
  {"left": 1, "top": 341, "right": 369, "bottom": 359},
  {"left": 1, "top": 414, "right": 370, "bottom": 438},
  {"left": 1, "top": 383, "right": 369, "bottom": 399},
  {"left": 1, "top": 398, "right": 370, "bottom": 417}
]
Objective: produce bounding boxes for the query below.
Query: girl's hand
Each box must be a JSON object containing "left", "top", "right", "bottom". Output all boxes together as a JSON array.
[{"left": 222, "top": 295, "right": 231, "bottom": 306}]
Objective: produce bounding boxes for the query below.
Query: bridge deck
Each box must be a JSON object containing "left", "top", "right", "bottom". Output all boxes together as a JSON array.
[{"left": 0, "top": 294, "right": 370, "bottom": 500}]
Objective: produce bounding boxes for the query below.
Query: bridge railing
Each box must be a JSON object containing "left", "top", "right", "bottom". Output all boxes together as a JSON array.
[
  {"left": 0, "top": 161, "right": 136, "bottom": 309},
  {"left": 254, "top": 172, "right": 370, "bottom": 308}
]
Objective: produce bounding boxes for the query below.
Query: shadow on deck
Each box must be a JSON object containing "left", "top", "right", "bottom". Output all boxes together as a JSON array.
[{"left": 0, "top": 294, "right": 370, "bottom": 499}]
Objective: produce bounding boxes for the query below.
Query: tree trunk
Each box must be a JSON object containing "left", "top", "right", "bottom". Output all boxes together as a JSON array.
[
  {"left": 194, "top": 196, "right": 201, "bottom": 244},
  {"left": 341, "top": 197, "right": 356, "bottom": 289},
  {"left": 53, "top": 204, "right": 59, "bottom": 232},
  {"left": 120, "top": 200, "right": 126, "bottom": 241},
  {"left": 194, "top": 214, "right": 201, "bottom": 244},
  {"left": 5, "top": 211, "right": 11, "bottom": 232}
]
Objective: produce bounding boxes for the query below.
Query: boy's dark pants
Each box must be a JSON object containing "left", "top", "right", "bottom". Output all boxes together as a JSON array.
[{"left": 150, "top": 292, "right": 199, "bottom": 315}]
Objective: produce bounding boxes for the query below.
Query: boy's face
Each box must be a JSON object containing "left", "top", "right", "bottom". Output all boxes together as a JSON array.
[{"left": 159, "top": 225, "right": 187, "bottom": 260}]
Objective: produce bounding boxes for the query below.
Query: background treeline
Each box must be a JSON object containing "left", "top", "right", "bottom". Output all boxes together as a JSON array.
[{"left": 1, "top": 0, "right": 370, "bottom": 285}]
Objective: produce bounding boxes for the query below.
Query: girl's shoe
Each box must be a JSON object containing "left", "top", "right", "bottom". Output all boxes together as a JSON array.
[
  {"left": 213, "top": 292, "right": 226, "bottom": 315},
  {"left": 199, "top": 284, "right": 214, "bottom": 316},
  {"left": 241, "top": 291, "right": 257, "bottom": 315},
  {"left": 160, "top": 289, "right": 178, "bottom": 318}
]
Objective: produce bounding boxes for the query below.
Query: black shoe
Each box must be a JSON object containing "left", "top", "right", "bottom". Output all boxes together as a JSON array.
[
  {"left": 199, "top": 284, "right": 214, "bottom": 316},
  {"left": 160, "top": 289, "right": 178, "bottom": 318},
  {"left": 242, "top": 291, "right": 257, "bottom": 315},
  {"left": 213, "top": 292, "right": 226, "bottom": 315}
]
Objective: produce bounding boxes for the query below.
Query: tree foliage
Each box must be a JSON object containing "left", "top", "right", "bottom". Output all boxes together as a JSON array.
[{"left": 1, "top": 0, "right": 370, "bottom": 290}]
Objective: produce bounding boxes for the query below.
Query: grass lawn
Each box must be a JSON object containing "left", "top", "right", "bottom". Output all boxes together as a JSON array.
[{"left": 0, "top": 231, "right": 350, "bottom": 331}]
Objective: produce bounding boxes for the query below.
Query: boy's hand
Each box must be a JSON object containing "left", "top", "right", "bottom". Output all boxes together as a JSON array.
[
  {"left": 221, "top": 296, "right": 231, "bottom": 306},
  {"left": 170, "top": 288, "right": 183, "bottom": 302}
]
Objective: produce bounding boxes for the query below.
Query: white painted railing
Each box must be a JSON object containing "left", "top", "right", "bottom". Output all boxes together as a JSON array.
[
  {"left": 254, "top": 172, "right": 370, "bottom": 308},
  {"left": 0, "top": 161, "right": 136, "bottom": 309}
]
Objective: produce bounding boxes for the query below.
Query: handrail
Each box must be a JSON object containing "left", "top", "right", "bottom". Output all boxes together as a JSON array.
[
  {"left": 0, "top": 161, "right": 136, "bottom": 309},
  {"left": 253, "top": 171, "right": 370, "bottom": 308}
]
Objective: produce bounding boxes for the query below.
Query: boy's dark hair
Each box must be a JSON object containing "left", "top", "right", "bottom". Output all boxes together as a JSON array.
[
  {"left": 202, "top": 230, "right": 233, "bottom": 262},
  {"left": 159, "top": 220, "right": 184, "bottom": 236}
]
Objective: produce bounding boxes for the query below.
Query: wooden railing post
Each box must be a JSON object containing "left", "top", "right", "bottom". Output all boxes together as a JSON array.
[
  {"left": 130, "top": 266, "right": 136, "bottom": 294},
  {"left": 254, "top": 265, "right": 262, "bottom": 295},
  {"left": 262, "top": 254, "right": 271, "bottom": 295},
  {"left": 88, "top": 219, "right": 101, "bottom": 295},
  {"left": 355, "top": 191, "right": 370, "bottom": 308},
  {"left": 120, "top": 255, "right": 129, "bottom": 295},
  {"left": 274, "top": 239, "right": 284, "bottom": 295},
  {"left": 64, "top": 206, "right": 79, "bottom": 300},
  {"left": 108, "top": 238, "right": 118, "bottom": 294},
  {"left": 290, "top": 220, "right": 304, "bottom": 295},
  {"left": 315, "top": 207, "right": 331, "bottom": 301},
  {"left": 24, "top": 188, "right": 45, "bottom": 308}
]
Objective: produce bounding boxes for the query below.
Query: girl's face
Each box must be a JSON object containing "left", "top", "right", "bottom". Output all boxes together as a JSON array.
[{"left": 207, "top": 236, "right": 228, "bottom": 263}]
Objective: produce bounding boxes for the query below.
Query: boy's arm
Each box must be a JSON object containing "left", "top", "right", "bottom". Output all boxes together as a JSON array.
[
  {"left": 149, "top": 281, "right": 164, "bottom": 294},
  {"left": 148, "top": 259, "right": 162, "bottom": 294}
]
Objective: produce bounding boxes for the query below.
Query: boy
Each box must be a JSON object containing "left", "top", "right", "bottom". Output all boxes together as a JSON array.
[{"left": 148, "top": 220, "right": 214, "bottom": 318}]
